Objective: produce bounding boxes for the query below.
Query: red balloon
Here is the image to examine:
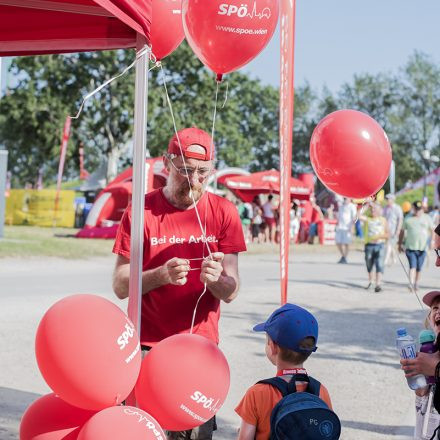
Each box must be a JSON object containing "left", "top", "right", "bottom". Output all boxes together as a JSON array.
[
  {"left": 135, "top": 334, "right": 230, "bottom": 431},
  {"left": 20, "top": 393, "right": 96, "bottom": 440},
  {"left": 35, "top": 294, "right": 141, "bottom": 411},
  {"left": 77, "top": 406, "right": 166, "bottom": 440},
  {"left": 182, "top": 0, "right": 279, "bottom": 76},
  {"left": 151, "top": 0, "right": 185, "bottom": 60},
  {"left": 309, "top": 109, "right": 392, "bottom": 198}
]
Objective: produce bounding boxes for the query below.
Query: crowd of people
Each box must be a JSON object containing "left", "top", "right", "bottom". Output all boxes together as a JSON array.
[{"left": 237, "top": 194, "right": 325, "bottom": 245}]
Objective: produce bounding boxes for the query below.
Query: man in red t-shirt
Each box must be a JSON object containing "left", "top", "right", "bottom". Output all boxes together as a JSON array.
[{"left": 112, "top": 127, "right": 246, "bottom": 439}]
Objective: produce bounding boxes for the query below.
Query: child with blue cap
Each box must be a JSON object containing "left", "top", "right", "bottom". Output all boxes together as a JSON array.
[{"left": 235, "top": 303, "right": 333, "bottom": 440}]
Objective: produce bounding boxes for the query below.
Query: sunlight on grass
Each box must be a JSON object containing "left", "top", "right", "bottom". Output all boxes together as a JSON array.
[{"left": 0, "top": 226, "right": 114, "bottom": 259}]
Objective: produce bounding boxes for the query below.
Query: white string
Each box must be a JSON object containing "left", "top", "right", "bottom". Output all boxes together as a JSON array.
[
  {"left": 158, "top": 65, "right": 224, "bottom": 332},
  {"left": 397, "top": 251, "right": 424, "bottom": 310},
  {"left": 70, "top": 45, "right": 151, "bottom": 120},
  {"left": 159, "top": 63, "right": 214, "bottom": 259},
  {"left": 190, "top": 284, "right": 208, "bottom": 334}
]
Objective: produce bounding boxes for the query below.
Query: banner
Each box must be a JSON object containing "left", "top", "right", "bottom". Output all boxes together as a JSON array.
[
  {"left": 6, "top": 189, "right": 75, "bottom": 227},
  {"left": 54, "top": 116, "right": 71, "bottom": 225},
  {"left": 279, "top": 0, "right": 295, "bottom": 305}
]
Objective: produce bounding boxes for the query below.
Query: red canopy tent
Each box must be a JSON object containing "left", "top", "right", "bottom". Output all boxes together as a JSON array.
[
  {"left": 224, "top": 169, "right": 311, "bottom": 202},
  {"left": 0, "top": 0, "right": 152, "bottom": 333}
]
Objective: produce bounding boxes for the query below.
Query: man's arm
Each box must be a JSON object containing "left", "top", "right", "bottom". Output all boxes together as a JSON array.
[
  {"left": 112, "top": 254, "right": 190, "bottom": 299},
  {"left": 201, "top": 252, "right": 240, "bottom": 303}
]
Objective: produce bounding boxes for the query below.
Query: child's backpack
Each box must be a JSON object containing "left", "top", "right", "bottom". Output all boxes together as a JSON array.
[{"left": 258, "top": 374, "right": 341, "bottom": 440}]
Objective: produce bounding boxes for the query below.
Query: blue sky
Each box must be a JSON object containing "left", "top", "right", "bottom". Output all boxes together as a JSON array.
[{"left": 243, "top": 0, "right": 440, "bottom": 93}]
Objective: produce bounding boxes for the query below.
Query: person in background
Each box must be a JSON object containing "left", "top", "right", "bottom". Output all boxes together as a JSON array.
[
  {"left": 307, "top": 195, "right": 324, "bottom": 245},
  {"left": 289, "top": 201, "right": 301, "bottom": 243},
  {"left": 238, "top": 200, "right": 253, "bottom": 244},
  {"left": 360, "top": 203, "right": 389, "bottom": 292},
  {"left": 335, "top": 198, "right": 357, "bottom": 264},
  {"left": 398, "top": 201, "right": 434, "bottom": 292},
  {"left": 251, "top": 195, "right": 264, "bottom": 244},
  {"left": 262, "top": 194, "right": 277, "bottom": 244},
  {"left": 383, "top": 194, "right": 404, "bottom": 266}
]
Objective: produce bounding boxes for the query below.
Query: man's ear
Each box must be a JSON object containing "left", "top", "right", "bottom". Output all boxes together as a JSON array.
[{"left": 163, "top": 154, "right": 170, "bottom": 171}]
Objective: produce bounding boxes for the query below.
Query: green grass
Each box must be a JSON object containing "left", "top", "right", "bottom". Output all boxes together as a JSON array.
[
  {"left": 395, "top": 185, "right": 435, "bottom": 206},
  {"left": 0, "top": 225, "right": 114, "bottom": 259}
]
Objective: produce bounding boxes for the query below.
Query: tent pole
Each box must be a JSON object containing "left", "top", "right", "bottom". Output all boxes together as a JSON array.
[{"left": 127, "top": 34, "right": 149, "bottom": 335}]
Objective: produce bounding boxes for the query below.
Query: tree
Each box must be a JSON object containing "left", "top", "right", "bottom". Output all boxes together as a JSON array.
[
  {"left": 0, "top": 50, "right": 137, "bottom": 185},
  {"left": 0, "top": 42, "right": 295, "bottom": 186}
]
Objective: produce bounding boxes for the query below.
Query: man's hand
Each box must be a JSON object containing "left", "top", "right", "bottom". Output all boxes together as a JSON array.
[
  {"left": 400, "top": 351, "right": 440, "bottom": 377},
  {"left": 162, "top": 257, "right": 190, "bottom": 286},
  {"left": 200, "top": 252, "right": 224, "bottom": 285}
]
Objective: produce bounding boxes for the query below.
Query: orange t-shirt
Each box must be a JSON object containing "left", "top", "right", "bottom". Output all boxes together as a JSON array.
[{"left": 235, "top": 377, "right": 333, "bottom": 440}]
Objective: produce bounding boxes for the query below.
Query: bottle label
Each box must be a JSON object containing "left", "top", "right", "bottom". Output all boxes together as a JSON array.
[{"left": 400, "top": 344, "right": 417, "bottom": 359}]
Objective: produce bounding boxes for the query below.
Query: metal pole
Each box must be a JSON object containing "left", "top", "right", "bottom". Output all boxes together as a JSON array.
[
  {"left": 0, "top": 150, "right": 8, "bottom": 238},
  {"left": 127, "top": 34, "right": 149, "bottom": 334}
]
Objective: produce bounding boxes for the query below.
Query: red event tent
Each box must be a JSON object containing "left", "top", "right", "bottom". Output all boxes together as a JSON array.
[
  {"left": 0, "top": 0, "right": 153, "bottom": 333},
  {"left": 224, "top": 169, "right": 311, "bottom": 202}
]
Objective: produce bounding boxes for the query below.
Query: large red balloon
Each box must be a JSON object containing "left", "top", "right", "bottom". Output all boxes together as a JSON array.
[
  {"left": 309, "top": 109, "right": 392, "bottom": 198},
  {"left": 135, "top": 334, "right": 230, "bottom": 431},
  {"left": 35, "top": 294, "right": 141, "bottom": 411},
  {"left": 182, "top": 0, "right": 279, "bottom": 76},
  {"left": 20, "top": 393, "right": 96, "bottom": 440},
  {"left": 151, "top": 0, "right": 185, "bottom": 60},
  {"left": 77, "top": 406, "right": 166, "bottom": 440}
]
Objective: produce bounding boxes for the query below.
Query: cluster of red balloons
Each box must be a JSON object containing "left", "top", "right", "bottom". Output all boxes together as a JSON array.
[
  {"left": 21, "top": 294, "right": 230, "bottom": 439},
  {"left": 152, "top": 0, "right": 280, "bottom": 79},
  {"left": 310, "top": 109, "right": 392, "bottom": 199}
]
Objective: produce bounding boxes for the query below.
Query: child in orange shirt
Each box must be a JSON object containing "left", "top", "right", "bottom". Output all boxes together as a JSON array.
[{"left": 235, "top": 303, "right": 333, "bottom": 440}]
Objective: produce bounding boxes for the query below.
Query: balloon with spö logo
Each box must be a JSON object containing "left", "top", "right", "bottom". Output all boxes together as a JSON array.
[
  {"left": 77, "top": 406, "right": 166, "bottom": 440},
  {"left": 20, "top": 393, "right": 96, "bottom": 440},
  {"left": 135, "top": 333, "right": 230, "bottom": 431},
  {"left": 35, "top": 294, "right": 141, "bottom": 411},
  {"left": 151, "top": 0, "right": 185, "bottom": 61},
  {"left": 182, "top": 0, "right": 279, "bottom": 78},
  {"left": 309, "top": 109, "right": 392, "bottom": 199}
]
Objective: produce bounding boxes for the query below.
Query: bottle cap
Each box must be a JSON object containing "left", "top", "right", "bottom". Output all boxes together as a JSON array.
[
  {"left": 419, "top": 329, "right": 436, "bottom": 344},
  {"left": 397, "top": 328, "right": 407, "bottom": 337}
]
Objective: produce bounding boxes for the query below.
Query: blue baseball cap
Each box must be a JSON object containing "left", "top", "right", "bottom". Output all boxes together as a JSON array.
[{"left": 253, "top": 303, "right": 318, "bottom": 353}]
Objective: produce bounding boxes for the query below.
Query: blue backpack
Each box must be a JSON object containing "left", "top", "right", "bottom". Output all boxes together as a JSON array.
[{"left": 258, "top": 374, "right": 341, "bottom": 440}]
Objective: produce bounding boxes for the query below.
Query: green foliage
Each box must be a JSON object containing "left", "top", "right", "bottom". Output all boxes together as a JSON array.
[{"left": 1, "top": 45, "right": 440, "bottom": 194}]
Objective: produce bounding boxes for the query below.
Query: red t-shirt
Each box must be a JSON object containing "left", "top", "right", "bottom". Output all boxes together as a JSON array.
[{"left": 113, "top": 188, "right": 246, "bottom": 346}]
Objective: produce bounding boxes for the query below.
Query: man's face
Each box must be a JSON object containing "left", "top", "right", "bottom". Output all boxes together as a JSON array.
[
  {"left": 166, "top": 155, "right": 213, "bottom": 206},
  {"left": 435, "top": 234, "right": 440, "bottom": 267}
]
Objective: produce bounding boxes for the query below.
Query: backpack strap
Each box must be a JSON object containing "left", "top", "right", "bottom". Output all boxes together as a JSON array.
[
  {"left": 257, "top": 377, "right": 291, "bottom": 397},
  {"left": 257, "top": 374, "right": 321, "bottom": 397}
]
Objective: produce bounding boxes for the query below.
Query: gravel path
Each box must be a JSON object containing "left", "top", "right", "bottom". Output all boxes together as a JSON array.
[{"left": 1, "top": 246, "right": 437, "bottom": 439}]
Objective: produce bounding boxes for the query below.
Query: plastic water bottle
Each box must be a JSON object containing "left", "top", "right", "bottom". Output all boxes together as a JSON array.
[
  {"left": 419, "top": 329, "right": 438, "bottom": 385},
  {"left": 396, "top": 328, "right": 427, "bottom": 390}
]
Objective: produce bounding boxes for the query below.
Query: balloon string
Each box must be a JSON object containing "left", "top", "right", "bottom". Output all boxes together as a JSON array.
[
  {"left": 221, "top": 80, "right": 229, "bottom": 109},
  {"left": 396, "top": 252, "right": 424, "bottom": 310},
  {"left": 158, "top": 63, "right": 213, "bottom": 259},
  {"left": 70, "top": 45, "right": 151, "bottom": 120},
  {"left": 190, "top": 283, "right": 208, "bottom": 334}
]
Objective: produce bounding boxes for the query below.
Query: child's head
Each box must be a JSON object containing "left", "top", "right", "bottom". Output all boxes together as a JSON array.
[
  {"left": 253, "top": 303, "right": 318, "bottom": 367},
  {"left": 423, "top": 291, "right": 440, "bottom": 335}
]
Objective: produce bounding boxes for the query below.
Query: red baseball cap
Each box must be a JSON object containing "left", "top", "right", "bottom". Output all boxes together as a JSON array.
[
  {"left": 423, "top": 290, "right": 440, "bottom": 307},
  {"left": 168, "top": 127, "right": 215, "bottom": 161}
]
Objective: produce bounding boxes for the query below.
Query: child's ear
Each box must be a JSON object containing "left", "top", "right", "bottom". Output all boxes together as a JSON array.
[{"left": 268, "top": 338, "right": 279, "bottom": 356}]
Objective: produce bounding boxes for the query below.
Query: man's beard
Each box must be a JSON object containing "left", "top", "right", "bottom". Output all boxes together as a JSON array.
[{"left": 172, "top": 179, "right": 205, "bottom": 207}]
